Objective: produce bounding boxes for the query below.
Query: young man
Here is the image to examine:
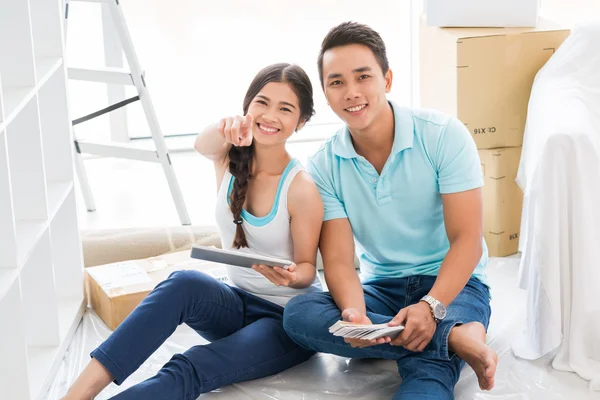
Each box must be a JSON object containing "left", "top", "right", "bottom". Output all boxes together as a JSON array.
[{"left": 283, "top": 22, "right": 498, "bottom": 399}]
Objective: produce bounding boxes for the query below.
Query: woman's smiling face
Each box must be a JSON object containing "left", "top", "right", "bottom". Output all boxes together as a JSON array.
[{"left": 247, "top": 81, "right": 305, "bottom": 146}]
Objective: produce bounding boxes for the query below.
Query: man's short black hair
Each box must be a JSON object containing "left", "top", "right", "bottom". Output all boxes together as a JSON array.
[{"left": 318, "top": 21, "right": 390, "bottom": 88}]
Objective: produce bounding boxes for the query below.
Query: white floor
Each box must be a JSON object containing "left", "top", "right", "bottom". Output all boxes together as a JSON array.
[{"left": 43, "top": 256, "right": 600, "bottom": 400}]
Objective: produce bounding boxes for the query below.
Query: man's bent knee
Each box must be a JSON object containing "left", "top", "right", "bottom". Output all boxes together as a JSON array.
[
  {"left": 283, "top": 292, "right": 338, "bottom": 345},
  {"left": 395, "top": 355, "right": 462, "bottom": 400},
  {"left": 283, "top": 292, "right": 321, "bottom": 333}
]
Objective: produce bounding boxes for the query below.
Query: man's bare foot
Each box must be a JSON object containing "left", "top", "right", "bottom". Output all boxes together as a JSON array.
[
  {"left": 456, "top": 336, "right": 498, "bottom": 390},
  {"left": 449, "top": 322, "right": 498, "bottom": 391}
]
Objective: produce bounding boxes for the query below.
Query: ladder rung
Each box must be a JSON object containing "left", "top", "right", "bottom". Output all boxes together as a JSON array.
[
  {"left": 68, "top": 67, "right": 134, "bottom": 86},
  {"left": 75, "top": 141, "right": 160, "bottom": 163}
]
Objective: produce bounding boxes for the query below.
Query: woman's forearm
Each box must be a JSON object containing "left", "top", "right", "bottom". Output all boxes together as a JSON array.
[
  {"left": 289, "top": 262, "right": 318, "bottom": 289},
  {"left": 194, "top": 122, "right": 231, "bottom": 161}
]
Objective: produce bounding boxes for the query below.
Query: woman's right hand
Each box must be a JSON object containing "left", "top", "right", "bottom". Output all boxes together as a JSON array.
[
  {"left": 217, "top": 114, "right": 254, "bottom": 147},
  {"left": 251, "top": 263, "right": 298, "bottom": 287}
]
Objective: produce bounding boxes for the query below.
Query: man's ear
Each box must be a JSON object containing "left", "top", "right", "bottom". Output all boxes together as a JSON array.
[
  {"left": 296, "top": 119, "right": 307, "bottom": 132},
  {"left": 385, "top": 69, "right": 393, "bottom": 93}
]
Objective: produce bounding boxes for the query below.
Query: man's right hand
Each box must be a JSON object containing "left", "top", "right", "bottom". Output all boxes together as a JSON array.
[
  {"left": 341, "top": 308, "right": 392, "bottom": 348},
  {"left": 217, "top": 114, "right": 254, "bottom": 147}
]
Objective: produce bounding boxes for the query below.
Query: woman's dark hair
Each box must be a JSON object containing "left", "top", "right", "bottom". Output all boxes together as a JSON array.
[
  {"left": 228, "top": 63, "right": 314, "bottom": 248},
  {"left": 317, "top": 21, "right": 389, "bottom": 88}
]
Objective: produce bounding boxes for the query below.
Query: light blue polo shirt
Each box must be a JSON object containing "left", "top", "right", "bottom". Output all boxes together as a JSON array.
[{"left": 307, "top": 102, "right": 488, "bottom": 285}]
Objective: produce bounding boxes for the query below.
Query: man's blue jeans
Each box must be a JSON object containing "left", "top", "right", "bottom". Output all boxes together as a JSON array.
[
  {"left": 91, "top": 270, "right": 314, "bottom": 400},
  {"left": 283, "top": 275, "right": 491, "bottom": 400}
]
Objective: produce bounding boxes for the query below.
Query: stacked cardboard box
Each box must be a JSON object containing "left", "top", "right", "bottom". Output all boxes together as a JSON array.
[{"left": 419, "top": 16, "right": 570, "bottom": 256}]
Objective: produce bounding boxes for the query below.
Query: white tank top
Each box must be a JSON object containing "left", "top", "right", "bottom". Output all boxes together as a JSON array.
[{"left": 215, "top": 158, "right": 323, "bottom": 307}]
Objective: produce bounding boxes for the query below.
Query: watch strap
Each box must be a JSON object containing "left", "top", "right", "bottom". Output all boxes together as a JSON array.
[{"left": 421, "top": 295, "right": 441, "bottom": 322}]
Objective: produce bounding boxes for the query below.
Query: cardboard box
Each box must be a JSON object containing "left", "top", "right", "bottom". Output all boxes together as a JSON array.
[
  {"left": 420, "top": 17, "right": 570, "bottom": 149},
  {"left": 426, "top": 0, "right": 540, "bottom": 28},
  {"left": 85, "top": 250, "right": 229, "bottom": 330},
  {"left": 479, "top": 147, "right": 523, "bottom": 257}
]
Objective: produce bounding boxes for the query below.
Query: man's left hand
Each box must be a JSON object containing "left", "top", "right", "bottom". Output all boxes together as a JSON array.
[{"left": 388, "top": 301, "right": 437, "bottom": 352}]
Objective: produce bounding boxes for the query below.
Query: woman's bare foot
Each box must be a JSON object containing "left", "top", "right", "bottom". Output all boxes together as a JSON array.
[
  {"left": 60, "top": 358, "right": 114, "bottom": 400},
  {"left": 448, "top": 322, "right": 498, "bottom": 391}
]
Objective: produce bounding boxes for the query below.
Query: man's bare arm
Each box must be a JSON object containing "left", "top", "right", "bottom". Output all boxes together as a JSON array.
[
  {"left": 428, "top": 188, "right": 484, "bottom": 306},
  {"left": 320, "top": 218, "right": 365, "bottom": 314}
]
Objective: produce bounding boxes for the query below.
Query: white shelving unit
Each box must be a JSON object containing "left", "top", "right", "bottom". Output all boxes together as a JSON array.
[{"left": 0, "top": 0, "right": 86, "bottom": 398}]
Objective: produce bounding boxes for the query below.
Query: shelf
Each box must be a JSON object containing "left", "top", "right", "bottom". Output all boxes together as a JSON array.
[
  {"left": 0, "top": 86, "right": 36, "bottom": 131},
  {"left": 27, "top": 297, "right": 85, "bottom": 400},
  {"left": 0, "top": 57, "right": 63, "bottom": 132},
  {"left": 58, "top": 297, "right": 86, "bottom": 340},
  {"left": 0, "top": 268, "right": 18, "bottom": 303},
  {"left": 0, "top": 274, "right": 30, "bottom": 399},
  {"left": 29, "top": 0, "right": 64, "bottom": 64},
  {"left": 1, "top": 0, "right": 84, "bottom": 396},
  {"left": 36, "top": 57, "right": 63, "bottom": 87},
  {"left": 27, "top": 346, "right": 58, "bottom": 400},
  {"left": 0, "top": 74, "right": 4, "bottom": 122},
  {"left": 0, "top": 131, "right": 17, "bottom": 268},
  {"left": 47, "top": 181, "right": 74, "bottom": 221},
  {"left": 0, "top": 0, "right": 37, "bottom": 131},
  {"left": 38, "top": 69, "right": 75, "bottom": 184},
  {"left": 15, "top": 219, "right": 48, "bottom": 269},
  {"left": 50, "top": 189, "right": 84, "bottom": 300},
  {"left": 7, "top": 94, "right": 49, "bottom": 224}
]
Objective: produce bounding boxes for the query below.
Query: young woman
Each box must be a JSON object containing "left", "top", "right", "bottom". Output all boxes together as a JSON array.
[{"left": 62, "top": 63, "right": 324, "bottom": 400}]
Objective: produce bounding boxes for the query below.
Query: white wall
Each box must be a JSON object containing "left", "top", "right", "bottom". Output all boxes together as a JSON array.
[
  {"left": 65, "top": 0, "right": 599, "bottom": 143},
  {"left": 66, "top": 0, "right": 413, "bottom": 140},
  {"left": 540, "top": 0, "right": 600, "bottom": 26}
]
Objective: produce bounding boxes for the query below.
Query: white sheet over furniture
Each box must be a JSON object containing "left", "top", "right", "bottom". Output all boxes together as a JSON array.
[
  {"left": 43, "top": 257, "right": 600, "bottom": 400},
  {"left": 513, "top": 22, "right": 600, "bottom": 391}
]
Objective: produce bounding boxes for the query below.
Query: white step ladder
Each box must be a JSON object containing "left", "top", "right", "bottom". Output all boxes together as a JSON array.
[{"left": 64, "top": 0, "right": 191, "bottom": 225}]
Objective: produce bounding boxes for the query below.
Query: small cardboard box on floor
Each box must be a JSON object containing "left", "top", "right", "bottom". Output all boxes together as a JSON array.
[
  {"left": 479, "top": 147, "right": 523, "bottom": 257},
  {"left": 85, "top": 250, "right": 229, "bottom": 330},
  {"left": 420, "top": 16, "right": 570, "bottom": 149}
]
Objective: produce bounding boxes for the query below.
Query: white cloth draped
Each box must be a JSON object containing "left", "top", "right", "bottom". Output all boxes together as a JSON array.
[{"left": 512, "top": 23, "right": 600, "bottom": 391}]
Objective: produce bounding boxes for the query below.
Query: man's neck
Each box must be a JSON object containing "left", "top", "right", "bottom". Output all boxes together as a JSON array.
[{"left": 349, "top": 102, "right": 395, "bottom": 163}]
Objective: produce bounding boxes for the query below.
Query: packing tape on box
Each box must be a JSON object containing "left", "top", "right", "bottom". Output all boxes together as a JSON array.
[
  {"left": 88, "top": 253, "right": 231, "bottom": 297},
  {"left": 87, "top": 261, "right": 152, "bottom": 293}
]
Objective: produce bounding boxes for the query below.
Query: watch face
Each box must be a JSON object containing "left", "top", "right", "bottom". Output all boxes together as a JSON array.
[{"left": 434, "top": 303, "right": 447, "bottom": 319}]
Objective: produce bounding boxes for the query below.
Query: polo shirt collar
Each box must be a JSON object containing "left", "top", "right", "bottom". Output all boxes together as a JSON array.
[{"left": 333, "top": 101, "right": 415, "bottom": 159}]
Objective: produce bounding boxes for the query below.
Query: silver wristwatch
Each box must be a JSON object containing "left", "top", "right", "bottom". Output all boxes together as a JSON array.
[{"left": 421, "top": 295, "right": 447, "bottom": 323}]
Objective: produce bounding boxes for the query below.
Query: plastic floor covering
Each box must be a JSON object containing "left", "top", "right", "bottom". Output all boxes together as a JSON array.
[{"left": 43, "top": 257, "right": 600, "bottom": 400}]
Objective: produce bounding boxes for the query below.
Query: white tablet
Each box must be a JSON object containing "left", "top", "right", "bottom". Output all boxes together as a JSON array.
[{"left": 190, "top": 244, "right": 293, "bottom": 269}]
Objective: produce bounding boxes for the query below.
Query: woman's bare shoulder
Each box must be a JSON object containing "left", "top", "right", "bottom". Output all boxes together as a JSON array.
[{"left": 288, "top": 170, "right": 323, "bottom": 215}]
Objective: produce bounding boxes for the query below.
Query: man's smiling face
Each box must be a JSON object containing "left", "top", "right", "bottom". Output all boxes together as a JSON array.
[{"left": 321, "top": 43, "right": 392, "bottom": 132}]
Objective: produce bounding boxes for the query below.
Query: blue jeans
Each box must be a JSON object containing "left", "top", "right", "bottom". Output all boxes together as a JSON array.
[
  {"left": 283, "top": 275, "right": 491, "bottom": 400},
  {"left": 91, "top": 270, "right": 315, "bottom": 400}
]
